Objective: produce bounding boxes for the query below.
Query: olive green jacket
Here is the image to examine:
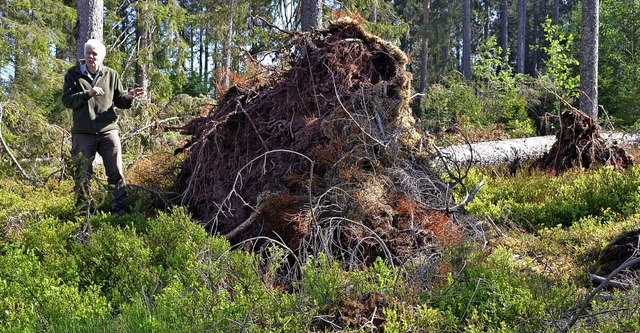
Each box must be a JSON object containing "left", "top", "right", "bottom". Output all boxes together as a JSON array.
[{"left": 62, "top": 63, "right": 132, "bottom": 134}]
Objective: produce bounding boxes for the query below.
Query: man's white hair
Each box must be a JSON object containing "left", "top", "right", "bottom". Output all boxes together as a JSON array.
[{"left": 84, "top": 39, "right": 106, "bottom": 57}]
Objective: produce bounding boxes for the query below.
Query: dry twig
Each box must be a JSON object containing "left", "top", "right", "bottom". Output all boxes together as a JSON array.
[{"left": 562, "top": 256, "right": 640, "bottom": 332}]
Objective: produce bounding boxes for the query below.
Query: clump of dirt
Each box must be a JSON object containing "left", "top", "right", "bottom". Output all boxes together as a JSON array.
[
  {"left": 534, "top": 109, "right": 633, "bottom": 173},
  {"left": 594, "top": 229, "right": 640, "bottom": 278},
  {"left": 175, "top": 18, "right": 464, "bottom": 263}
]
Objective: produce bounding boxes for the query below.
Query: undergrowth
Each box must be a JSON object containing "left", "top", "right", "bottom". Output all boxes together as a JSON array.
[
  {"left": 1, "top": 164, "right": 639, "bottom": 332},
  {"left": 462, "top": 165, "right": 640, "bottom": 229}
]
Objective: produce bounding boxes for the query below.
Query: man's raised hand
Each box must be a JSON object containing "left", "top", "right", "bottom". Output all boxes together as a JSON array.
[{"left": 126, "top": 87, "right": 145, "bottom": 100}]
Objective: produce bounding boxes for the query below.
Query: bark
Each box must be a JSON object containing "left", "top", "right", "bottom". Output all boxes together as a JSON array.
[
  {"left": 204, "top": 26, "right": 210, "bottom": 91},
  {"left": 76, "top": 0, "right": 104, "bottom": 61},
  {"left": 501, "top": 0, "right": 508, "bottom": 59},
  {"left": 532, "top": 0, "right": 543, "bottom": 74},
  {"left": 462, "top": 0, "right": 471, "bottom": 81},
  {"left": 135, "top": 2, "right": 150, "bottom": 92},
  {"left": 301, "top": 0, "right": 322, "bottom": 31},
  {"left": 439, "top": 132, "right": 640, "bottom": 167},
  {"left": 517, "top": 0, "right": 526, "bottom": 73},
  {"left": 418, "top": 0, "right": 431, "bottom": 93},
  {"left": 580, "top": 0, "right": 599, "bottom": 119},
  {"left": 222, "top": 0, "right": 234, "bottom": 90},
  {"left": 369, "top": 0, "right": 377, "bottom": 23},
  {"left": 189, "top": 24, "right": 195, "bottom": 74}
]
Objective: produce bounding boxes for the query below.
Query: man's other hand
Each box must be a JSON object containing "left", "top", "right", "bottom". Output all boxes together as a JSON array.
[{"left": 126, "top": 87, "right": 145, "bottom": 100}]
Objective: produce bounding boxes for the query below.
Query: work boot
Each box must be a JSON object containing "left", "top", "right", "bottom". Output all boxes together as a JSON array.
[{"left": 111, "top": 199, "right": 127, "bottom": 217}]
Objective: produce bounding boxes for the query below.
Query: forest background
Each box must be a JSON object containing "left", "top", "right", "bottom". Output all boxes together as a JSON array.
[
  {"left": 0, "top": 0, "right": 640, "bottom": 158},
  {"left": 2, "top": 0, "right": 640, "bottom": 332},
  {"left": 3, "top": 0, "right": 640, "bottom": 167}
]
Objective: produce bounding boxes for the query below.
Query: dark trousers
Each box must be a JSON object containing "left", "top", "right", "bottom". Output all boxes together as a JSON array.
[{"left": 72, "top": 130, "right": 126, "bottom": 213}]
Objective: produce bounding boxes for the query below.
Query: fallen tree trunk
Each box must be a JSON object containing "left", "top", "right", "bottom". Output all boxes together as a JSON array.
[{"left": 438, "top": 131, "right": 640, "bottom": 167}]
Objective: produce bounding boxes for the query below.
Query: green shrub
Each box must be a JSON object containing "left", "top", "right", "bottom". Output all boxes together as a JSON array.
[
  {"left": 299, "top": 252, "right": 345, "bottom": 311},
  {"left": 0, "top": 100, "right": 64, "bottom": 178},
  {"left": 435, "top": 246, "right": 575, "bottom": 332},
  {"left": 419, "top": 37, "right": 536, "bottom": 141},
  {"left": 112, "top": 286, "right": 205, "bottom": 333},
  {"left": 534, "top": 213, "right": 640, "bottom": 275},
  {"left": 586, "top": 289, "right": 640, "bottom": 333},
  {"left": 3, "top": 163, "right": 640, "bottom": 332},
  {"left": 144, "top": 207, "right": 208, "bottom": 284},
  {"left": 0, "top": 246, "right": 110, "bottom": 332},
  {"left": 381, "top": 301, "right": 457, "bottom": 333},
  {"left": 420, "top": 72, "right": 483, "bottom": 134},
  {"left": 0, "top": 179, "right": 75, "bottom": 223},
  {"left": 464, "top": 166, "right": 640, "bottom": 229},
  {"left": 21, "top": 217, "right": 81, "bottom": 282},
  {"left": 538, "top": 19, "right": 580, "bottom": 104},
  {"left": 473, "top": 37, "right": 535, "bottom": 138},
  {"left": 71, "top": 223, "right": 153, "bottom": 306},
  {"left": 0, "top": 179, "right": 76, "bottom": 245}
]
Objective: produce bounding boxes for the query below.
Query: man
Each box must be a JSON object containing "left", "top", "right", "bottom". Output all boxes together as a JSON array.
[{"left": 62, "top": 39, "right": 144, "bottom": 216}]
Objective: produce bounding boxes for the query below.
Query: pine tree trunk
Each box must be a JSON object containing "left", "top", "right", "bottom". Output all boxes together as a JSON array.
[
  {"left": 301, "top": 0, "right": 322, "bottom": 31},
  {"left": 418, "top": 0, "right": 431, "bottom": 93},
  {"left": 501, "top": 0, "right": 508, "bottom": 60},
  {"left": 75, "top": 0, "right": 104, "bottom": 61},
  {"left": 580, "top": 0, "right": 599, "bottom": 119},
  {"left": 462, "top": 0, "right": 471, "bottom": 81},
  {"left": 135, "top": 2, "right": 150, "bottom": 93},
  {"left": 222, "top": 0, "right": 234, "bottom": 90},
  {"left": 517, "top": 0, "right": 526, "bottom": 73},
  {"left": 369, "top": 0, "right": 377, "bottom": 23}
]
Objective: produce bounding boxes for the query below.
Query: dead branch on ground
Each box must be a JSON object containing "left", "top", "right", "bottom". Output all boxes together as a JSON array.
[{"left": 562, "top": 256, "right": 640, "bottom": 332}]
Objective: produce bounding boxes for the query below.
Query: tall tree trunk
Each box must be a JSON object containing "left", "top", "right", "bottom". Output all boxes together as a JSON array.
[
  {"left": 484, "top": 0, "right": 490, "bottom": 39},
  {"left": 189, "top": 24, "right": 195, "bottom": 74},
  {"left": 462, "top": 0, "right": 471, "bottom": 81},
  {"left": 204, "top": 26, "right": 210, "bottom": 92},
  {"left": 532, "top": 0, "right": 542, "bottom": 75},
  {"left": 501, "top": 0, "right": 508, "bottom": 60},
  {"left": 135, "top": 1, "right": 150, "bottom": 93},
  {"left": 517, "top": 0, "right": 526, "bottom": 73},
  {"left": 553, "top": 0, "right": 560, "bottom": 24},
  {"left": 301, "top": 0, "right": 322, "bottom": 31},
  {"left": 199, "top": 25, "right": 204, "bottom": 79},
  {"left": 442, "top": 41, "right": 451, "bottom": 74},
  {"left": 76, "top": 0, "right": 104, "bottom": 61},
  {"left": 222, "top": 0, "right": 234, "bottom": 90},
  {"left": 369, "top": 0, "right": 377, "bottom": 23},
  {"left": 580, "top": 0, "right": 599, "bottom": 119},
  {"left": 418, "top": 0, "right": 431, "bottom": 93}
]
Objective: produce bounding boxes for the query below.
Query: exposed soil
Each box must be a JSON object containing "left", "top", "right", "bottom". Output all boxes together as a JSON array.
[
  {"left": 171, "top": 19, "right": 640, "bottom": 328},
  {"left": 175, "top": 18, "right": 464, "bottom": 264},
  {"left": 594, "top": 229, "right": 640, "bottom": 283},
  {"left": 534, "top": 109, "right": 633, "bottom": 173}
]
